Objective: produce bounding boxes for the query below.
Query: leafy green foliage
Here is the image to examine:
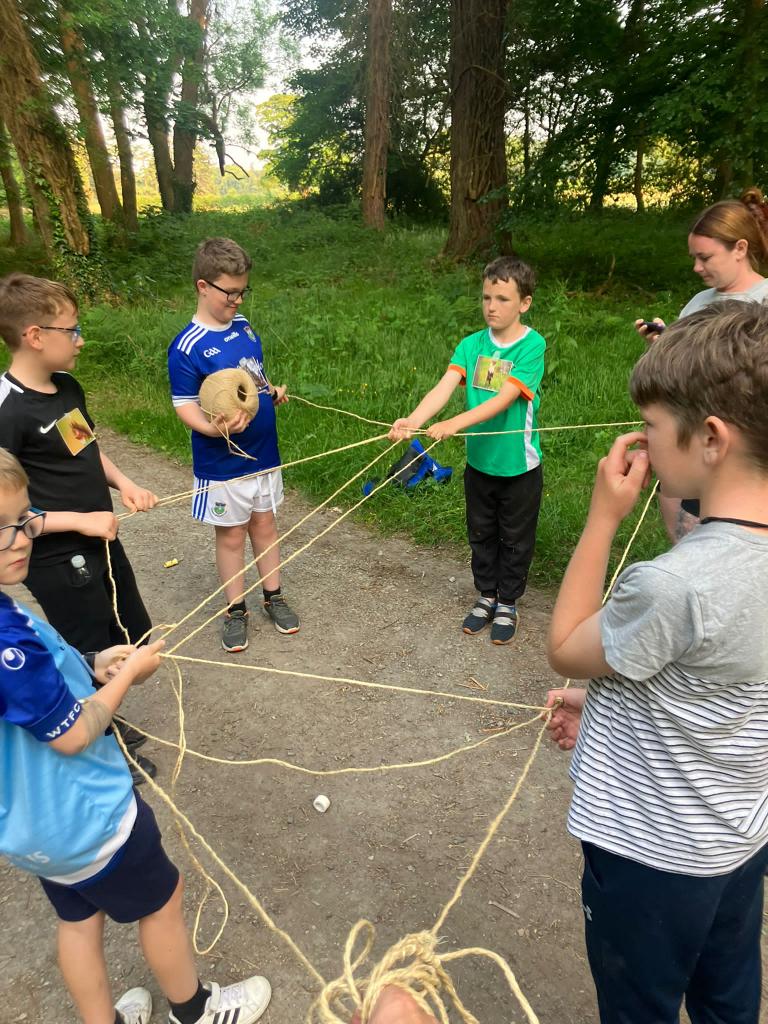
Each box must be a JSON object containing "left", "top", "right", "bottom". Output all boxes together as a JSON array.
[{"left": 2, "top": 203, "right": 699, "bottom": 587}]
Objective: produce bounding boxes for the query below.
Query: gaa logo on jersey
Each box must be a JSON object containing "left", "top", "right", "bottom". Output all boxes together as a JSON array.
[
  {"left": 245, "top": 326, "right": 256, "bottom": 342},
  {"left": 1, "top": 647, "right": 26, "bottom": 671},
  {"left": 212, "top": 501, "right": 227, "bottom": 517}
]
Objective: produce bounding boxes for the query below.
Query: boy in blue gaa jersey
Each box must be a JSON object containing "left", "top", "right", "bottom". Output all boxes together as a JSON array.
[
  {"left": 546, "top": 303, "right": 768, "bottom": 1024},
  {"left": 168, "top": 238, "right": 299, "bottom": 653},
  {"left": 0, "top": 448, "right": 273, "bottom": 1024},
  {"left": 390, "top": 257, "right": 545, "bottom": 645}
]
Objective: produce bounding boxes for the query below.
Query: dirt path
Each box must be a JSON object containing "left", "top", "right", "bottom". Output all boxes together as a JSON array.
[{"left": 2, "top": 430, "right": 755, "bottom": 1024}]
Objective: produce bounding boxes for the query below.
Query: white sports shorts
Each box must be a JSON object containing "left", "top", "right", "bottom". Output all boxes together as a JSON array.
[{"left": 192, "top": 469, "right": 284, "bottom": 526}]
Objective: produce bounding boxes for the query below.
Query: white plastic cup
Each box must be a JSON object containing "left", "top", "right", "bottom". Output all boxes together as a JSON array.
[{"left": 313, "top": 794, "right": 331, "bottom": 813}]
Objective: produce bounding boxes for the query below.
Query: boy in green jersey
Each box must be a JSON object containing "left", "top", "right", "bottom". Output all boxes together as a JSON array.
[{"left": 390, "top": 257, "right": 545, "bottom": 643}]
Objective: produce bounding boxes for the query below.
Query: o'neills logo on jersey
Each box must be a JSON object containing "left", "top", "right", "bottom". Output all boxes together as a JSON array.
[
  {"left": 1, "top": 647, "right": 25, "bottom": 670},
  {"left": 223, "top": 330, "right": 238, "bottom": 342}
]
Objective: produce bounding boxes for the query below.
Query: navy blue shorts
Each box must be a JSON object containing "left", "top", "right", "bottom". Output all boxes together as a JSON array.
[{"left": 39, "top": 792, "right": 179, "bottom": 924}]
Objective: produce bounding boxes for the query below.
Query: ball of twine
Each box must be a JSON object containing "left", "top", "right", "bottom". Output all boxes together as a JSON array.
[{"left": 199, "top": 368, "right": 260, "bottom": 421}]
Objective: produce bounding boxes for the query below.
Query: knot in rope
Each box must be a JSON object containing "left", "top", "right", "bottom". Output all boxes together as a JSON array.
[{"left": 309, "top": 920, "right": 474, "bottom": 1024}]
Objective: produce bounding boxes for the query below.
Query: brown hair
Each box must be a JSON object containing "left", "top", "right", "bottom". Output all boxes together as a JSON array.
[
  {"left": 0, "top": 448, "right": 29, "bottom": 491},
  {"left": 690, "top": 201, "right": 768, "bottom": 271},
  {"left": 0, "top": 273, "right": 78, "bottom": 351},
  {"left": 630, "top": 302, "right": 768, "bottom": 470},
  {"left": 192, "top": 238, "right": 252, "bottom": 286},
  {"left": 483, "top": 256, "right": 536, "bottom": 298}
]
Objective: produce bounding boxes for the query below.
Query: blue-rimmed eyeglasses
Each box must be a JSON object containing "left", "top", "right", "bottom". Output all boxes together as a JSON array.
[
  {"left": 39, "top": 324, "right": 83, "bottom": 342},
  {"left": 0, "top": 508, "right": 47, "bottom": 551}
]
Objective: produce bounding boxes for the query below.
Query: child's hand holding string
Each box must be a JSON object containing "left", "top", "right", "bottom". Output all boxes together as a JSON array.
[{"left": 544, "top": 688, "right": 586, "bottom": 751}]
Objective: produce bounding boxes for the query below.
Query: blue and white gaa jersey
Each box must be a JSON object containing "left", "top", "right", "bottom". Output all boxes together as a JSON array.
[
  {"left": 168, "top": 315, "right": 281, "bottom": 481},
  {"left": 0, "top": 593, "right": 136, "bottom": 884}
]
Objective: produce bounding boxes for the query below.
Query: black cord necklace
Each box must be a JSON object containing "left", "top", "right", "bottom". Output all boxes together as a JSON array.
[{"left": 700, "top": 516, "right": 768, "bottom": 530}]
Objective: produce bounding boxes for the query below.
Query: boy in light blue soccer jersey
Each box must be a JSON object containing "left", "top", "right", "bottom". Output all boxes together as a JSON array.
[
  {"left": 0, "top": 448, "right": 272, "bottom": 1024},
  {"left": 168, "top": 238, "right": 298, "bottom": 654}
]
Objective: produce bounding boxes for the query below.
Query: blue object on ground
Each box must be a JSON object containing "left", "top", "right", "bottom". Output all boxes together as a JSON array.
[{"left": 362, "top": 439, "right": 453, "bottom": 495}]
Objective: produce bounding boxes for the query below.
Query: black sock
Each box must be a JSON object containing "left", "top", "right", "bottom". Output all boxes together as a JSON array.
[
  {"left": 480, "top": 591, "right": 497, "bottom": 601},
  {"left": 115, "top": 1013, "right": 124, "bottom": 1024},
  {"left": 227, "top": 600, "right": 247, "bottom": 615},
  {"left": 169, "top": 980, "right": 208, "bottom": 1024},
  {"left": 263, "top": 586, "right": 281, "bottom": 603}
]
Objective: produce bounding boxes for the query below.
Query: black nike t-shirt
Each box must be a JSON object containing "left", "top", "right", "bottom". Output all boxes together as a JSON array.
[{"left": 0, "top": 372, "right": 112, "bottom": 566}]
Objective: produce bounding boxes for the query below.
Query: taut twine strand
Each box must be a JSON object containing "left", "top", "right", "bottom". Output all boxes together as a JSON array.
[{"left": 106, "top": 406, "right": 660, "bottom": 1022}]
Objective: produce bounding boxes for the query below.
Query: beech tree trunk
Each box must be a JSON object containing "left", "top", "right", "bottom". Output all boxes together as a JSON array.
[
  {"left": 633, "top": 139, "right": 645, "bottom": 213},
  {"left": 172, "top": 0, "right": 209, "bottom": 214},
  {"left": 361, "top": 0, "right": 392, "bottom": 230},
  {"left": 0, "top": 0, "right": 94, "bottom": 281},
  {"left": 106, "top": 67, "right": 139, "bottom": 233},
  {"left": 443, "top": 0, "right": 510, "bottom": 259},
  {"left": 0, "top": 118, "right": 27, "bottom": 246},
  {"left": 58, "top": 4, "right": 123, "bottom": 226}
]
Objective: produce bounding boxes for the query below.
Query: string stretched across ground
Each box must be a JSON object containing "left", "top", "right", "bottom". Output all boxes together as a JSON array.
[{"left": 107, "top": 405, "right": 657, "bottom": 1022}]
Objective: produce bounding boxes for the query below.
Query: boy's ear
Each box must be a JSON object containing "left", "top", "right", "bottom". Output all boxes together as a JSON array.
[
  {"left": 521, "top": 295, "right": 533, "bottom": 313},
  {"left": 701, "top": 416, "right": 730, "bottom": 463},
  {"left": 20, "top": 324, "right": 43, "bottom": 351},
  {"left": 195, "top": 278, "right": 207, "bottom": 295}
]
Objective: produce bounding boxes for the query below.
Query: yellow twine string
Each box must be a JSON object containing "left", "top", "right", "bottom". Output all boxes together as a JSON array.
[
  {"left": 119, "top": 433, "right": 390, "bottom": 518},
  {"left": 115, "top": 712, "right": 543, "bottom": 776},
  {"left": 102, "top": 413, "right": 660, "bottom": 1022},
  {"left": 162, "top": 654, "right": 551, "bottom": 712},
  {"left": 164, "top": 440, "right": 441, "bottom": 655}
]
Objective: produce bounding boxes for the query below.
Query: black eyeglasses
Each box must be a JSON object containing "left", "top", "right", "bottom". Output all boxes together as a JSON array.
[
  {"left": 204, "top": 281, "right": 250, "bottom": 303},
  {"left": 0, "top": 508, "right": 46, "bottom": 551},
  {"left": 39, "top": 324, "right": 82, "bottom": 342}
]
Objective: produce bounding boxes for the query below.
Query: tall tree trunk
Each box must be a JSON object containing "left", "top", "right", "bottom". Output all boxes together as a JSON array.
[
  {"left": 58, "top": 5, "right": 123, "bottom": 227},
  {"left": 633, "top": 138, "right": 645, "bottom": 213},
  {"left": 589, "top": 115, "right": 620, "bottom": 211},
  {"left": 0, "top": 118, "right": 27, "bottom": 246},
  {"left": 443, "top": 0, "right": 510, "bottom": 259},
  {"left": 0, "top": 0, "right": 96, "bottom": 287},
  {"left": 733, "top": 0, "right": 763, "bottom": 190},
  {"left": 172, "top": 0, "right": 209, "bottom": 213},
  {"left": 361, "top": 0, "right": 392, "bottom": 230},
  {"left": 105, "top": 67, "right": 138, "bottom": 232},
  {"left": 144, "top": 93, "right": 176, "bottom": 211},
  {"left": 522, "top": 79, "right": 531, "bottom": 177}
]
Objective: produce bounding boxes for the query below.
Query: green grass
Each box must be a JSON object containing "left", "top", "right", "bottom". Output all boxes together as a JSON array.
[{"left": 0, "top": 204, "right": 698, "bottom": 588}]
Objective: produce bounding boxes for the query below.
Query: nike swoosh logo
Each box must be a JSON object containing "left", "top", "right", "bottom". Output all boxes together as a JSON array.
[{"left": 39, "top": 421, "right": 57, "bottom": 433}]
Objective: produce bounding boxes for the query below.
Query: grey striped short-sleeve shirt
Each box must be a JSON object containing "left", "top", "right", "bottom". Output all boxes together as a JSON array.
[{"left": 569, "top": 522, "right": 768, "bottom": 876}]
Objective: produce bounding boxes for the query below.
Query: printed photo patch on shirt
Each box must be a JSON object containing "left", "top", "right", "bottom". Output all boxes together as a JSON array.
[
  {"left": 244, "top": 325, "right": 257, "bottom": 342},
  {"left": 55, "top": 408, "right": 95, "bottom": 456},
  {"left": 472, "top": 355, "right": 514, "bottom": 393}
]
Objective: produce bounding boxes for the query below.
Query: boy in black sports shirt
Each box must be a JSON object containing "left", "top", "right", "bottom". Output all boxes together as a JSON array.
[{"left": 0, "top": 272, "right": 158, "bottom": 780}]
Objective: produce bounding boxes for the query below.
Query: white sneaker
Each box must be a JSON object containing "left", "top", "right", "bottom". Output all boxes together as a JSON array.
[
  {"left": 116, "top": 986, "right": 153, "bottom": 1024},
  {"left": 169, "top": 976, "right": 272, "bottom": 1024}
]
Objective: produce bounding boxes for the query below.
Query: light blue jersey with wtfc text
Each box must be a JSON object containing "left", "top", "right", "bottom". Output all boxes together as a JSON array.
[
  {"left": 167, "top": 314, "right": 281, "bottom": 481},
  {"left": 0, "top": 593, "right": 135, "bottom": 884}
]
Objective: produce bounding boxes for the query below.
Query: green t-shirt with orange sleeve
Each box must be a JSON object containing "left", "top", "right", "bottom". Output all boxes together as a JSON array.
[{"left": 448, "top": 325, "right": 546, "bottom": 477}]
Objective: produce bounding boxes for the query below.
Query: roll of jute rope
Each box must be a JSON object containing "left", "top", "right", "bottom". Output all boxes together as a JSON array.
[{"left": 199, "top": 368, "right": 260, "bottom": 421}]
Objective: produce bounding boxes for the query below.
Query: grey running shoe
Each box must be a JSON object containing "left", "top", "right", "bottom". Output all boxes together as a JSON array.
[
  {"left": 263, "top": 594, "right": 300, "bottom": 634},
  {"left": 490, "top": 603, "right": 519, "bottom": 645},
  {"left": 462, "top": 596, "right": 497, "bottom": 634},
  {"left": 222, "top": 609, "right": 249, "bottom": 652},
  {"left": 115, "top": 987, "right": 152, "bottom": 1024}
]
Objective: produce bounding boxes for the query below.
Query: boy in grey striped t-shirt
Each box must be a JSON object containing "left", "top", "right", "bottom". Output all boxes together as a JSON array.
[{"left": 546, "top": 302, "right": 768, "bottom": 1024}]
